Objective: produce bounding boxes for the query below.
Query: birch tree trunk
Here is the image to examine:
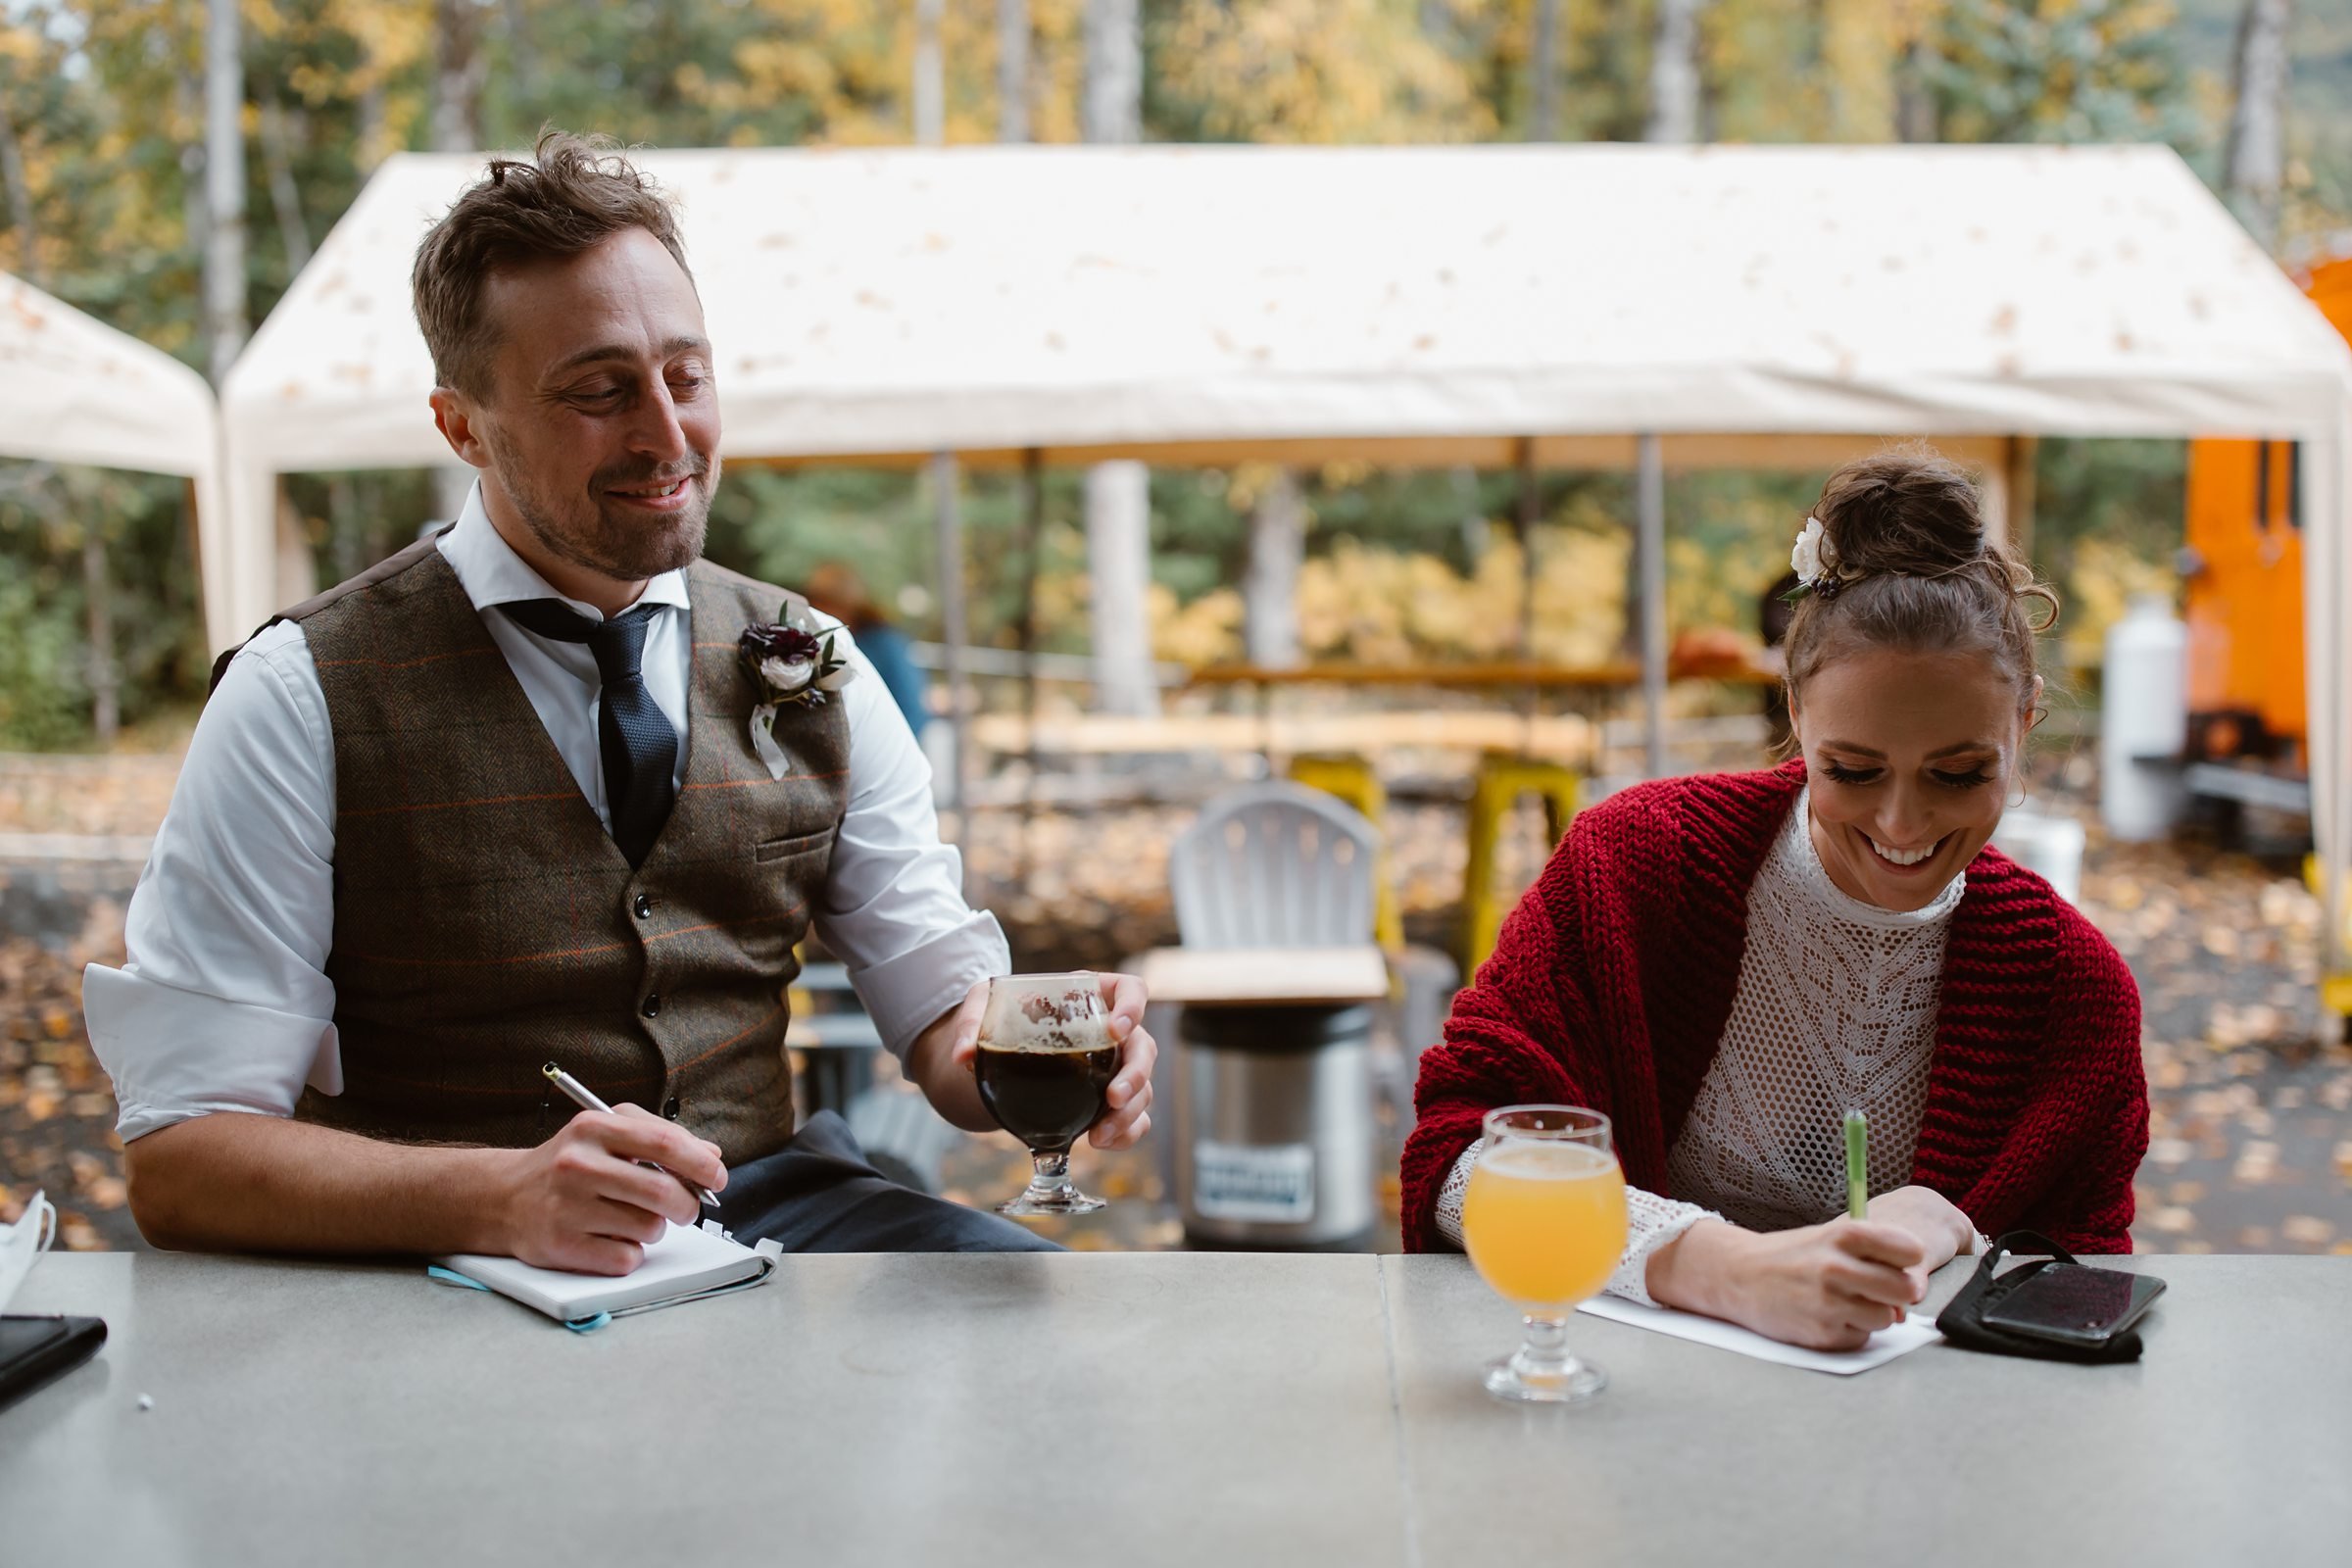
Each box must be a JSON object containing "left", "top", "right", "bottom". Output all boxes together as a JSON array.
[
  {"left": 1083, "top": 0, "right": 1141, "bottom": 144},
  {"left": 1645, "top": 0, "right": 1706, "bottom": 145},
  {"left": 914, "top": 0, "right": 945, "bottom": 146},
  {"left": 83, "top": 527, "right": 119, "bottom": 743},
  {"left": 1085, "top": 462, "right": 1159, "bottom": 714},
  {"left": 0, "top": 75, "right": 41, "bottom": 285},
  {"left": 1530, "top": 0, "right": 1560, "bottom": 141},
  {"left": 1243, "top": 470, "right": 1305, "bottom": 669},
  {"left": 1081, "top": 0, "right": 1156, "bottom": 713},
  {"left": 433, "top": 0, "right": 486, "bottom": 153},
  {"left": 203, "top": 0, "right": 248, "bottom": 386},
  {"left": 999, "top": 0, "right": 1029, "bottom": 143},
  {"left": 2225, "top": 0, "right": 2293, "bottom": 251},
  {"left": 1896, "top": 28, "right": 1938, "bottom": 144},
  {"left": 260, "top": 96, "right": 311, "bottom": 275}
]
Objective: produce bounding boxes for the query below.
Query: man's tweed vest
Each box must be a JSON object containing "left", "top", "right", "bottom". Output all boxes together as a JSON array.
[{"left": 249, "top": 535, "right": 849, "bottom": 1165}]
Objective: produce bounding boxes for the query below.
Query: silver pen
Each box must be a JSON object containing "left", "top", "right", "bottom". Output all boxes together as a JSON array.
[{"left": 542, "top": 1061, "right": 721, "bottom": 1210}]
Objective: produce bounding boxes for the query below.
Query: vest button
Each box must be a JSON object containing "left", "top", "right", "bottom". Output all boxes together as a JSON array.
[
  {"left": 641, "top": 993, "right": 662, "bottom": 1019},
  {"left": 633, "top": 893, "right": 653, "bottom": 919}
]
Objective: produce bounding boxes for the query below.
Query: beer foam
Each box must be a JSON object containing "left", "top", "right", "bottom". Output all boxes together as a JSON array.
[
  {"left": 981, "top": 1016, "right": 1119, "bottom": 1054},
  {"left": 1476, "top": 1140, "right": 1618, "bottom": 1180}
]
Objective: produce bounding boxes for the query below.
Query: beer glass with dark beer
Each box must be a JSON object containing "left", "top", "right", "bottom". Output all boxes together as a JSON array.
[{"left": 973, "top": 972, "right": 1118, "bottom": 1215}]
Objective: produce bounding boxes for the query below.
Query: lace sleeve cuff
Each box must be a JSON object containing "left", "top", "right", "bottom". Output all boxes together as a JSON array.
[
  {"left": 1432, "top": 1139, "right": 1481, "bottom": 1248},
  {"left": 1431, "top": 1142, "right": 1721, "bottom": 1310},
  {"left": 1606, "top": 1188, "right": 1722, "bottom": 1307}
]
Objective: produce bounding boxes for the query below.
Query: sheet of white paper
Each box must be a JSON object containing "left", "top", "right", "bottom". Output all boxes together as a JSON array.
[
  {"left": 0, "top": 1189, "right": 56, "bottom": 1315},
  {"left": 1577, "top": 1294, "right": 1942, "bottom": 1375}
]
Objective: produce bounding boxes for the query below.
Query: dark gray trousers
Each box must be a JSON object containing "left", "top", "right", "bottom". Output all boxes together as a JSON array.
[{"left": 716, "top": 1110, "right": 1060, "bottom": 1253}]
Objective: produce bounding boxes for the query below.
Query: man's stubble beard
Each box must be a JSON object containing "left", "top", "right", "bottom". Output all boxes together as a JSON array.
[{"left": 490, "top": 439, "right": 718, "bottom": 585}]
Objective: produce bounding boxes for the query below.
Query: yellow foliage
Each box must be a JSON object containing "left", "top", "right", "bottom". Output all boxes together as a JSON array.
[
  {"left": 2064, "top": 538, "right": 2178, "bottom": 666},
  {"left": 1151, "top": 582, "right": 1245, "bottom": 665},
  {"left": 1159, "top": 0, "right": 1494, "bottom": 145},
  {"left": 1288, "top": 526, "right": 1630, "bottom": 667}
]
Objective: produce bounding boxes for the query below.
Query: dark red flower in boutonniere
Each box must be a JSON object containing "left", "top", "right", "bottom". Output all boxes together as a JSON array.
[{"left": 739, "top": 604, "right": 857, "bottom": 778}]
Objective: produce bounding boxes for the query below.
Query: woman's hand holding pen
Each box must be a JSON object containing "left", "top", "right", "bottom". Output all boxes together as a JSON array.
[
  {"left": 1646, "top": 1216, "right": 1931, "bottom": 1352},
  {"left": 491, "top": 1105, "right": 727, "bottom": 1277}
]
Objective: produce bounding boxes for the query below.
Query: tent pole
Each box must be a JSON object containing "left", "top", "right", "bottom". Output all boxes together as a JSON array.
[
  {"left": 2306, "top": 422, "right": 2351, "bottom": 1026},
  {"left": 2006, "top": 435, "right": 2039, "bottom": 565},
  {"left": 1514, "top": 436, "right": 1539, "bottom": 660},
  {"left": 931, "top": 451, "right": 973, "bottom": 841},
  {"left": 1638, "top": 432, "right": 1667, "bottom": 778},
  {"left": 1018, "top": 447, "right": 1044, "bottom": 880},
  {"left": 1514, "top": 437, "right": 1541, "bottom": 743}
]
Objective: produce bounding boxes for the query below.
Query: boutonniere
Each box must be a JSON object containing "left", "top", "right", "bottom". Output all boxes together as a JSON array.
[{"left": 739, "top": 604, "right": 857, "bottom": 780}]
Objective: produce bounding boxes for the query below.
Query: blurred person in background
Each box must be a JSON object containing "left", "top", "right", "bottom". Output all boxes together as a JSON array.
[{"left": 806, "top": 562, "right": 930, "bottom": 738}]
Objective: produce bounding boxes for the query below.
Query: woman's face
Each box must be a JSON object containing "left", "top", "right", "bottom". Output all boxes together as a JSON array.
[{"left": 1789, "top": 647, "right": 2038, "bottom": 912}]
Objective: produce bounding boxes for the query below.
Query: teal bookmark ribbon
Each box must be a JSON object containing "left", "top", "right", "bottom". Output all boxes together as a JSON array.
[{"left": 425, "top": 1263, "right": 611, "bottom": 1333}]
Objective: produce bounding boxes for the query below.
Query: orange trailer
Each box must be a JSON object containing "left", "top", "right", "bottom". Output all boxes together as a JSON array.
[{"left": 2183, "top": 257, "right": 2352, "bottom": 764}]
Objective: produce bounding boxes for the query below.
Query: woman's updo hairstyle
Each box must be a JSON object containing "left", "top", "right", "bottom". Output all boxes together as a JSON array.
[{"left": 1783, "top": 445, "right": 2059, "bottom": 721}]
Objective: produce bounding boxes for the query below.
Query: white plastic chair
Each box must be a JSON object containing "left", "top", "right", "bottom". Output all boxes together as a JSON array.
[{"left": 1169, "top": 781, "right": 1379, "bottom": 948}]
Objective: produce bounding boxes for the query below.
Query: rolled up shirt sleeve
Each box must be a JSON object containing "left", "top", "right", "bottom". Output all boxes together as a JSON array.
[
  {"left": 84, "top": 623, "right": 342, "bottom": 1141},
  {"left": 810, "top": 627, "right": 1008, "bottom": 1057}
]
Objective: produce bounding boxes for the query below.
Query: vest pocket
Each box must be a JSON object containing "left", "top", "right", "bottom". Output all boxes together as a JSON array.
[{"left": 755, "top": 827, "right": 836, "bottom": 863}]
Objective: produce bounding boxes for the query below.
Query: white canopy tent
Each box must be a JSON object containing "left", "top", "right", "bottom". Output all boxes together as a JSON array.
[
  {"left": 1, "top": 270, "right": 226, "bottom": 616},
  {"left": 217, "top": 143, "right": 2352, "bottom": 993}
]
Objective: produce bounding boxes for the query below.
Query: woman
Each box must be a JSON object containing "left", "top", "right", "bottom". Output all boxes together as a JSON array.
[{"left": 1402, "top": 448, "right": 2146, "bottom": 1351}]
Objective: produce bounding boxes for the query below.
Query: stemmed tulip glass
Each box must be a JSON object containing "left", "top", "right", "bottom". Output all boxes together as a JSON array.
[
  {"left": 971, "top": 973, "right": 1118, "bottom": 1216},
  {"left": 1459, "top": 1105, "right": 1630, "bottom": 1403}
]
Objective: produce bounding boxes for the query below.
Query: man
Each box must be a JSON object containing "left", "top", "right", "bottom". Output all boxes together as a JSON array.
[{"left": 85, "top": 132, "right": 1154, "bottom": 1273}]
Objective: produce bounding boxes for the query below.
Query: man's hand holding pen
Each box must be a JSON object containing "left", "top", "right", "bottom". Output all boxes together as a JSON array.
[{"left": 489, "top": 1105, "right": 728, "bottom": 1276}]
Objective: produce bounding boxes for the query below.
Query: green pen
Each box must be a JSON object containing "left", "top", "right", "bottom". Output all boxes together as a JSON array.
[{"left": 1844, "top": 1108, "right": 1868, "bottom": 1220}]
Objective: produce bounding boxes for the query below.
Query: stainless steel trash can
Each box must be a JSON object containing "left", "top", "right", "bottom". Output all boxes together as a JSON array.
[{"left": 1173, "top": 1004, "right": 1377, "bottom": 1250}]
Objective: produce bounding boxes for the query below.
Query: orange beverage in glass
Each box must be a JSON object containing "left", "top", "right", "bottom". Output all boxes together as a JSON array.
[
  {"left": 1460, "top": 1105, "right": 1627, "bottom": 1403},
  {"left": 1462, "top": 1139, "right": 1629, "bottom": 1308}
]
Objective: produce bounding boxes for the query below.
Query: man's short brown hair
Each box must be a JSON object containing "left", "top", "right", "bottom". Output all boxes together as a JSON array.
[{"left": 411, "top": 129, "right": 693, "bottom": 395}]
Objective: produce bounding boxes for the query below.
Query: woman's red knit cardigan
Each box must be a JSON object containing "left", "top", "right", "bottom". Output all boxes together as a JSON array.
[{"left": 1401, "top": 761, "right": 2147, "bottom": 1255}]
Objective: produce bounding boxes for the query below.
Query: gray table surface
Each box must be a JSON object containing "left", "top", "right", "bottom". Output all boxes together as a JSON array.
[{"left": 6, "top": 1251, "right": 2348, "bottom": 1567}]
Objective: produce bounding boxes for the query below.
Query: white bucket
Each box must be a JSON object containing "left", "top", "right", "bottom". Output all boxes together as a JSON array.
[{"left": 1992, "top": 808, "right": 2086, "bottom": 905}]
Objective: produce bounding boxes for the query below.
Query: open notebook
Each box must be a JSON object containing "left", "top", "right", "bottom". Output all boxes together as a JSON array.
[{"left": 434, "top": 1221, "right": 779, "bottom": 1327}]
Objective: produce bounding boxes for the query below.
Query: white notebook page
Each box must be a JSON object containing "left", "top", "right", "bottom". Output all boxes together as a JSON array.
[{"left": 437, "top": 1222, "right": 769, "bottom": 1322}]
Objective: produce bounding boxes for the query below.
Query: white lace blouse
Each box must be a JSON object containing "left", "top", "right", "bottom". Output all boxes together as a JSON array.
[{"left": 1433, "top": 787, "right": 1965, "bottom": 1305}]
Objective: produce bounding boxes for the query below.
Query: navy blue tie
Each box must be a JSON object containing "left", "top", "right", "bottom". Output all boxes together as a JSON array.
[{"left": 499, "top": 599, "right": 678, "bottom": 868}]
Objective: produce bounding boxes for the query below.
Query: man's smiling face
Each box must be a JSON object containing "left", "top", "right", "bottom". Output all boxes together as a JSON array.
[{"left": 452, "top": 225, "right": 721, "bottom": 588}]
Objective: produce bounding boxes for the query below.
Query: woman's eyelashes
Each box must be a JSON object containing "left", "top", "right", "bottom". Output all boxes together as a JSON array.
[{"left": 1818, "top": 760, "right": 1997, "bottom": 790}]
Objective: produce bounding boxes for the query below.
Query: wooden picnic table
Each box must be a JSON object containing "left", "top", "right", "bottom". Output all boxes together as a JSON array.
[{"left": 1185, "top": 660, "right": 1777, "bottom": 691}]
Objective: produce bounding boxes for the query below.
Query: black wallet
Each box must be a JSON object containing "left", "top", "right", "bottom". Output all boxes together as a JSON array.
[
  {"left": 1935, "top": 1230, "right": 2149, "bottom": 1364},
  {"left": 0, "top": 1314, "right": 108, "bottom": 1413}
]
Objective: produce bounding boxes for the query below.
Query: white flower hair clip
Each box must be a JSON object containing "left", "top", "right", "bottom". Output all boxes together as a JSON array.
[{"left": 1788, "top": 515, "right": 1856, "bottom": 602}]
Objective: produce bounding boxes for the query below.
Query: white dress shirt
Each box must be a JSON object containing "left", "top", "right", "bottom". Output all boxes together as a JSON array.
[{"left": 84, "top": 485, "right": 1006, "bottom": 1143}]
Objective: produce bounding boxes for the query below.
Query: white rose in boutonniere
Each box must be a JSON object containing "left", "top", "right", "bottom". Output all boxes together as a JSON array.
[{"left": 738, "top": 603, "right": 858, "bottom": 780}]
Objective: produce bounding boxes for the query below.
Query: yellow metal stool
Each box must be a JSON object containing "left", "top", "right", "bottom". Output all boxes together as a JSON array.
[
  {"left": 2304, "top": 855, "right": 2352, "bottom": 1026},
  {"left": 1460, "top": 753, "right": 1581, "bottom": 977},
  {"left": 1287, "top": 753, "right": 1404, "bottom": 953}
]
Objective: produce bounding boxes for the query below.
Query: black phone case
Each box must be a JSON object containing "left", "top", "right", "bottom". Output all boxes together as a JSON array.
[
  {"left": 1934, "top": 1231, "right": 2153, "bottom": 1364},
  {"left": 0, "top": 1314, "right": 109, "bottom": 1413},
  {"left": 1981, "top": 1264, "right": 2163, "bottom": 1343}
]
